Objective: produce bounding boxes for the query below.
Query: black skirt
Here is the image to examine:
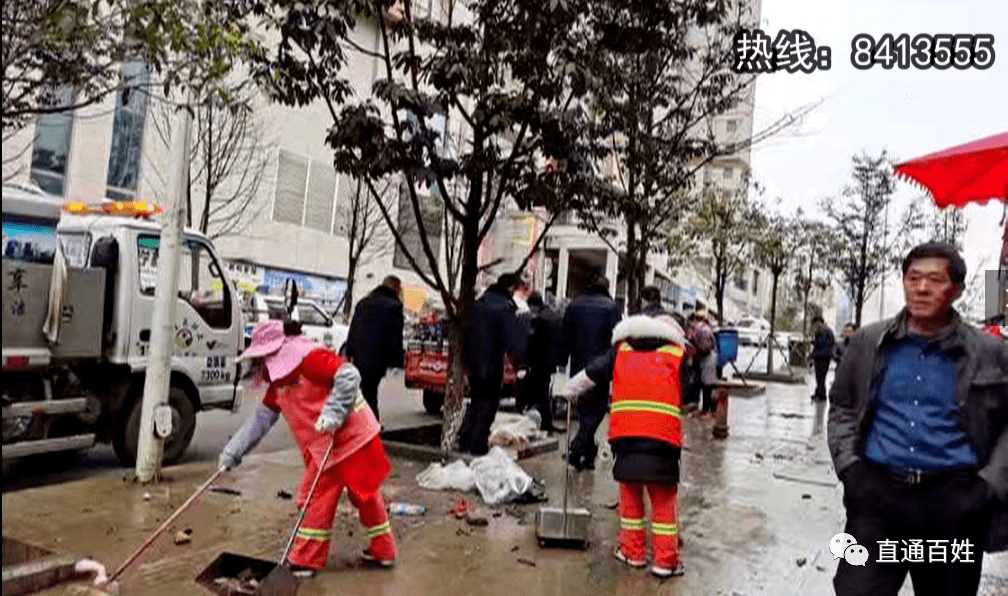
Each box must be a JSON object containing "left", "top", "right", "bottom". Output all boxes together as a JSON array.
[{"left": 610, "top": 437, "right": 681, "bottom": 485}]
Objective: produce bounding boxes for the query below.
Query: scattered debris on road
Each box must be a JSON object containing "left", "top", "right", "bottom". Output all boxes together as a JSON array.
[
  {"left": 815, "top": 565, "right": 827, "bottom": 572},
  {"left": 449, "top": 497, "right": 474, "bottom": 519},
  {"left": 796, "top": 557, "right": 807, "bottom": 567},
  {"left": 174, "top": 528, "right": 193, "bottom": 545},
  {"left": 210, "top": 486, "right": 242, "bottom": 496},
  {"left": 465, "top": 508, "right": 489, "bottom": 526},
  {"left": 511, "top": 545, "right": 520, "bottom": 552},
  {"left": 142, "top": 492, "right": 152, "bottom": 501},
  {"left": 517, "top": 557, "right": 536, "bottom": 567},
  {"left": 277, "top": 490, "right": 293, "bottom": 499},
  {"left": 604, "top": 500, "right": 619, "bottom": 509},
  {"left": 212, "top": 575, "right": 258, "bottom": 594},
  {"left": 801, "top": 494, "right": 812, "bottom": 499}
]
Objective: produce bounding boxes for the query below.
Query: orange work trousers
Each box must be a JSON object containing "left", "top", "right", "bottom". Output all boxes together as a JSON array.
[
  {"left": 289, "top": 451, "right": 397, "bottom": 570},
  {"left": 619, "top": 482, "right": 680, "bottom": 568}
]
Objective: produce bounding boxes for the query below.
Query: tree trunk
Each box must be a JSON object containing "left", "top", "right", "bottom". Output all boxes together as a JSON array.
[
  {"left": 714, "top": 254, "right": 726, "bottom": 327},
  {"left": 626, "top": 219, "right": 641, "bottom": 313},
  {"left": 441, "top": 174, "right": 482, "bottom": 458},
  {"left": 801, "top": 248, "right": 813, "bottom": 336},
  {"left": 767, "top": 271, "right": 779, "bottom": 374},
  {"left": 442, "top": 316, "right": 467, "bottom": 460},
  {"left": 342, "top": 257, "right": 357, "bottom": 322},
  {"left": 199, "top": 102, "right": 212, "bottom": 235}
]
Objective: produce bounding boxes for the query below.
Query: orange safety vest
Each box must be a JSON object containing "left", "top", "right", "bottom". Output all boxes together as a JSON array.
[
  {"left": 267, "top": 350, "right": 383, "bottom": 472},
  {"left": 608, "top": 341, "right": 684, "bottom": 448}
]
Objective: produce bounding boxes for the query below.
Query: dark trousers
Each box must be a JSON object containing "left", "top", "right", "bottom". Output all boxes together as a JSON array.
[
  {"left": 834, "top": 462, "right": 991, "bottom": 596},
  {"left": 813, "top": 357, "right": 830, "bottom": 400},
  {"left": 361, "top": 373, "right": 383, "bottom": 421},
  {"left": 683, "top": 361, "right": 699, "bottom": 406},
  {"left": 701, "top": 384, "right": 715, "bottom": 412},
  {"left": 569, "top": 385, "right": 608, "bottom": 465},
  {"left": 517, "top": 371, "right": 553, "bottom": 430},
  {"left": 459, "top": 376, "right": 501, "bottom": 456}
]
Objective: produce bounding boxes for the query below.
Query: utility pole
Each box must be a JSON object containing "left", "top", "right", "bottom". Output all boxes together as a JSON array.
[{"left": 135, "top": 96, "right": 194, "bottom": 482}]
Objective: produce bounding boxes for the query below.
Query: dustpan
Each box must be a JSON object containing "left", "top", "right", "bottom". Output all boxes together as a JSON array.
[
  {"left": 535, "top": 394, "right": 591, "bottom": 548},
  {"left": 197, "top": 438, "right": 336, "bottom": 596}
]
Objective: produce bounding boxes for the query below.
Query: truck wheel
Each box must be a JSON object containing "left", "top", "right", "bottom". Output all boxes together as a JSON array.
[
  {"left": 422, "top": 390, "right": 444, "bottom": 416},
  {"left": 113, "top": 387, "right": 197, "bottom": 467}
]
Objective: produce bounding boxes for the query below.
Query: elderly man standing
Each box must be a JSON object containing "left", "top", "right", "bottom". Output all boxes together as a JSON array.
[{"left": 829, "top": 242, "right": 1008, "bottom": 596}]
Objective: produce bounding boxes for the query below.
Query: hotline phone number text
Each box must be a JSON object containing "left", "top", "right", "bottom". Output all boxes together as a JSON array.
[{"left": 851, "top": 33, "right": 994, "bottom": 70}]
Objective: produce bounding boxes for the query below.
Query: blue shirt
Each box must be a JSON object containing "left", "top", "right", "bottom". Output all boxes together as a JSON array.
[{"left": 865, "top": 334, "right": 978, "bottom": 472}]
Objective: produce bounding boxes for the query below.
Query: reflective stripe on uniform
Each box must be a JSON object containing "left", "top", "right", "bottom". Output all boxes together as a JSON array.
[
  {"left": 651, "top": 522, "right": 678, "bottom": 536},
  {"left": 354, "top": 393, "right": 368, "bottom": 412},
  {"left": 610, "top": 400, "right": 681, "bottom": 418},
  {"left": 656, "top": 345, "right": 685, "bottom": 357},
  {"left": 620, "top": 517, "right": 646, "bottom": 530},
  {"left": 366, "top": 520, "right": 392, "bottom": 538},
  {"left": 297, "top": 527, "right": 333, "bottom": 541},
  {"left": 619, "top": 343, "right": 684, "bottom": 358}
]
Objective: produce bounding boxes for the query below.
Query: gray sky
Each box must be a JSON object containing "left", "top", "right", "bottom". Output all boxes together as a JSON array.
[{"left": 749, "top": 0, "right": 1006, "bottom": 320}]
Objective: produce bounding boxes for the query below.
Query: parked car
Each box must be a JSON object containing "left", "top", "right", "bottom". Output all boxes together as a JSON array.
[
  {"left": 731, "top": 316, "right": 771, "bottom": 347},
  {"left": 244, "top": 294, "right": 348, "bottom": 352},
  {"left": 725, "top": 316, "right": 791, "bottom": 350}
]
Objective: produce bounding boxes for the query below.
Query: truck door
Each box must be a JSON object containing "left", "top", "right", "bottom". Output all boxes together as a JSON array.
[{"left": 132, "top": 234, "right": 240, "bottom": 408}]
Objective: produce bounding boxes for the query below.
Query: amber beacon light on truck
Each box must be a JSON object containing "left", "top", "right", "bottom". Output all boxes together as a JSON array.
[{"left": 63, "top": 200, "right": 163, "bottom": 218}]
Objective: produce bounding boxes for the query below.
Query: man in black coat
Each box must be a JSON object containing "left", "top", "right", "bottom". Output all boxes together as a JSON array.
[
  {"left": 563, "top": 274, "right": 622, "bottom": 470},
  {"left": 517, "top": 291, "right": 563, "bottom": 432},
  {"left": 810, "top": 315, "right": 835, "bottom": 402},
  {"left": 460, "top": 273, "right": 527, "bottom": 455},
  {"left": 345, "top": 275, "right": 405, "bottom": 421}
]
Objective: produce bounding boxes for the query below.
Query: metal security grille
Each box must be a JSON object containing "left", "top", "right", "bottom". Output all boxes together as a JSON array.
[
  {"left": 304, "top": 160, "right": 336, "bottom": 232},
  {"left": 272, "top": 149, "right": 308, "bottom": 225}
]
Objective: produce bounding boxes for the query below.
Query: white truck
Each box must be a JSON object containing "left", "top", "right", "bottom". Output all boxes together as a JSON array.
[{"left": 2, "top": 185, "right": 243, "bottom": 465}]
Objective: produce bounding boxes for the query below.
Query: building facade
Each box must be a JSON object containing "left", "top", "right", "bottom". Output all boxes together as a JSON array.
[{"left": 3, "top": 0, "right": 770, "bottom": 323}]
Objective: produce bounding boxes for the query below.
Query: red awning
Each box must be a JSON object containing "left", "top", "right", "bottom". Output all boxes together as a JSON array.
[{"left": 893, "top": 132, "right": 1008, "bottom": 208}]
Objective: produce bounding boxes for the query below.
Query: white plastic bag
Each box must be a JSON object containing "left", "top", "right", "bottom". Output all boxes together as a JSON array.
[
  {"left": 469, "top": 446, "right": 533, "bottom": 505},
  {"left": 416, "top": 459, "right": 477, "bottom": 492}
]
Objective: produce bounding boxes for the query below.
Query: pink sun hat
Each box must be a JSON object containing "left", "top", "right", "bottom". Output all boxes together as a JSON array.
[{"left": 239, "top": 320, "right": 319, "bottom": 381}]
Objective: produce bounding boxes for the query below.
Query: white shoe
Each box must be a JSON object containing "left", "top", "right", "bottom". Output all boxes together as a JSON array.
[
  {"left": 650, "top": 562, "right": 685, "bottom": 578},
  {"left": 613, "top": 547, "right": 646, "bottom": 569}
]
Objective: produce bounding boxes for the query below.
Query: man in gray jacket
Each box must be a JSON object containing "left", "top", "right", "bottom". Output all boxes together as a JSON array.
[{"left": 828, "top": 242, "right": 1008, "bottom": 596}]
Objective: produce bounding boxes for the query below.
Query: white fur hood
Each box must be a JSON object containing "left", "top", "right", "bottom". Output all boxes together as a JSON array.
[{"left": 611, "top": 315, "right": 686, "bottom": 346}]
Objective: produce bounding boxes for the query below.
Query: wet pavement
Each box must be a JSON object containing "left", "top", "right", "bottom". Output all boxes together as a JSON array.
[{"left": 4, "top": 379, "right": 1006, "bottom": 595}]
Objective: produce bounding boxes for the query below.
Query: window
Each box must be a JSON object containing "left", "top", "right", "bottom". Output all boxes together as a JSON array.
[
  {"left": 137, "top": 235, "right": 232, "bottom": 329},
  {"left": 272, "top": 149, "right": 309, "bottom": 224},
  {"left": 2, "top": 218, "right": 58, "bottom": 264},
  {"left": 726, "top": 119, "right": 738, "bottom": 133},
  {"left": 30, "top": 87, "right": 75, "bottom": 196},
  {"left": 262, "top": 299, "right": 287, "bottom": 320},
  {"left": 393, "top": 181, "right": 442, "bottom": 275},
  {"left": 734, "top": 270, "right": 747, "bottom": 291},
  {"left": 107, "top": 63, "right": 150, "bottom": 200},
  {"left": 752, "top": 270, "right": 759, "bottom": 293},
  {"left": 304, "top": 159, "right": 337, "bottom": 232},
  {"left": 297, "top": 303, "right": 330, "bottom": 326},
  {"left": 412, "top": 0, "right": 435, "bottom": 18}
]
